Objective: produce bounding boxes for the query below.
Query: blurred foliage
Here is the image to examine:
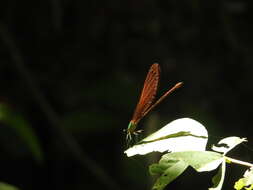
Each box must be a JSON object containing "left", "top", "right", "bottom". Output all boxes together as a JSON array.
[
  {"left": 0, "top": 104, "right": 43, "bottom": 162},
  {"left": 0, "top": 182, "right": 19, "bottom": 190}
]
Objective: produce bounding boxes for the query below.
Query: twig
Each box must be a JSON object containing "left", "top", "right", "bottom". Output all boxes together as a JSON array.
[
  {"left": 0, "top": 22, "right": 122, "bottom": 190},
  {"left": 225, "top": 156, "right": 253, "bottom": 168}
]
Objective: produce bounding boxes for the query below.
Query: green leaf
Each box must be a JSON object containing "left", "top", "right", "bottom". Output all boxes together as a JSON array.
[
  {"left": 149, "top": 159, "right": 179, "bottom": 176},
  {"left": 212, "top": 137, "right": 247, "bottom": 155},
  {"left": 161, "top": 151, "right": 223, "bottom": 172},
  {"left": 152, "top": 160, "right": 188, "bottom": 190},
  {"left": 0, "top": 182, "right": 20, "bottom": 190},
  {"left": 124, "top": 118, "right": 208, "bottom": 157},
  {"left": 150, "top": 151, "right": 224, "bottom": 190},
  {"left": 235, "top": 179, "right": 245, "bottom": 190},
  {"left": 246, "top": 184, "right": 253, "bottom": 190},
  {"left": 0, "top": 104, "right": 43, "bottom": 162},
  {"left": 209, "top": 160, "right": 226, "bottom": 190},
  {"left": 234, "top": 167, "right": 253, "bottom": 190}
]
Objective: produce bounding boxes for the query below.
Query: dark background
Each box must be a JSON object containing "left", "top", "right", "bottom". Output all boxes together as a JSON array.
[{"left": 0, "top": 1, "right": 252, "bottom": 190}]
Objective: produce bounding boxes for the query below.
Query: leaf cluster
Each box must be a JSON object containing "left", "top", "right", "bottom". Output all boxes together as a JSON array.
[{"left": 125, "top": 118, "right": 252, "bottom": 190}]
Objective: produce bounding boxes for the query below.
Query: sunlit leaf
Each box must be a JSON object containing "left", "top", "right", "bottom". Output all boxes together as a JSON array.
[
  {"left": 161, "top": 151, "right": 223, "bottom": 172},
  {"left": 149, "top": 159, "right": 179, "bottom": 176},
  {"left": 0, "top": 104, "right": 43, "bottom": 162},
  {"left": 149, "top": 151, "right": 224, "bottom": 190},
  {"left": 212, "top": 136, "right": 247, "bottom": 155},
  {"left": 209, "top": 160, "right": 226, "bottom": 190},
  {"left": 246, "top": 184, "right": 253, "bottom": 190},
  {"left": 151, "top": 160, "right": 188, "bottom": 190},
  {"left": 125, "top": 118, "right": 208, "bottom": 157},
  {"left": 234, "top": 167, "right": 253, "bottom": 190}
]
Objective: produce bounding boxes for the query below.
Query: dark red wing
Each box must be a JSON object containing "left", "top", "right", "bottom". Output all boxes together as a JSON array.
[{"left": 131, "top": 63, "right": 160, "bottom": 124}]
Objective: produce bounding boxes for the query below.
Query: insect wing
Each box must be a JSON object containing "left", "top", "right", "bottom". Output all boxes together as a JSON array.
[{"left": 131, "top": 63, "right": 160, "bottom": 124}]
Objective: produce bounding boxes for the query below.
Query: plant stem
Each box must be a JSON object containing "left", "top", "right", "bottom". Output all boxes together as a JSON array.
[{"left": 225, "top": 156, "right": 253, "bottom": 168}]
